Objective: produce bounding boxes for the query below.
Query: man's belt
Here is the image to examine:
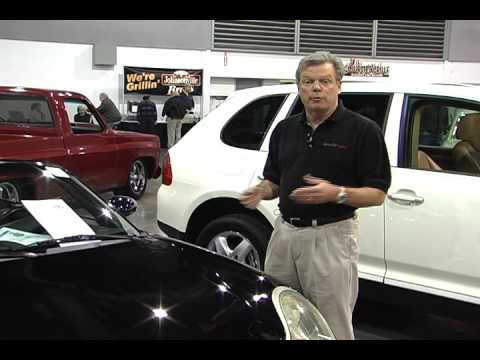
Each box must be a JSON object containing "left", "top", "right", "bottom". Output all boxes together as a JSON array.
[{"left": 283, "top": 213, "right": 354, "bottom": 227}]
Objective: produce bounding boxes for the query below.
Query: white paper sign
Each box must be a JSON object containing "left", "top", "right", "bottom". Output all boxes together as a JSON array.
[{"left": 22, "top": 199, "right": 95, "bottom": 239}]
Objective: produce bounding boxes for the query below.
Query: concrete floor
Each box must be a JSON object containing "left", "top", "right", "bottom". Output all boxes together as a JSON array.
[{"left": 102, "top": 150, "right": 166, "bottom": 236}]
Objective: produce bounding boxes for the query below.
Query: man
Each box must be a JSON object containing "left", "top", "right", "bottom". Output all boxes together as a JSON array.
[
  {"left": 239, "top": 51, "right": 391, "bottom": 340},
  {"left": 136, "top": 95, "right": 158, "bottom": 134},
  {"left": 30, "top": 103, "right": 46, "bottom": 123},
  {"left": 74, "top": 105, "right": 91, "bottom": 123},
  {"left": 162, "top": 86, "right": 194, "bottom": 148},
  {"left": 97, "top": 92, "right": 122, "bottom": 124}
]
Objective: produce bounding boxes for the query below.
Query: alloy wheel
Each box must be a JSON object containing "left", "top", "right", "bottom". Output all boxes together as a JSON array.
[{"left": 207, "top": 230, "right": 261, "bottom": 269}]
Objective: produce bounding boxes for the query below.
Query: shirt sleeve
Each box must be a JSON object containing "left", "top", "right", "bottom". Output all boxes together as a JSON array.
[
  {"left": 354, "top": 120, "right": 392, "bottom": 193},
  {"left": 263, "top": 122, "right": 282, "bottom": 186}
]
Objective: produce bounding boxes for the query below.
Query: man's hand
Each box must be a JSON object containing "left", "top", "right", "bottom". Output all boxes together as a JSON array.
[
  {"left": 239, "top": 185, "right": 266, "bottom": 209},
  {"left": 289, "top": 175, "right": 340, "bottom": 205}
]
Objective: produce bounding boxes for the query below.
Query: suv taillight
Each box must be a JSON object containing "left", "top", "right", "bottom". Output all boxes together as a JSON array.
[{"left": 162, "top": 151, "right": 172, "bottom": 185}]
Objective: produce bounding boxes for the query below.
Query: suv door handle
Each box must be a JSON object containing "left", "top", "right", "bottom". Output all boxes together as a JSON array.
[{"left": 388, "top": 190, "right": 424, "bottom": 206}]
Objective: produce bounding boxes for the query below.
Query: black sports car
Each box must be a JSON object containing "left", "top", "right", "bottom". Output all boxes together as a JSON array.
[{"left": 0, "top": 160, "right": 334, "bottom": 340}]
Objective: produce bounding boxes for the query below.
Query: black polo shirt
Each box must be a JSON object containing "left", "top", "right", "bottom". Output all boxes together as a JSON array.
[{"left": 263, "top": 101, "right": 391, "bottom": 220}]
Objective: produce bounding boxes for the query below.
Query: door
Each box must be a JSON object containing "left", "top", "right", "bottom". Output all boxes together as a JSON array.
[
  {"left": 60, "top": 97, "right": 120, "bottom": 192},
  {"left": 0, "top": 93, "right": 67, "bottom": 166},
  {"left": 385, "top": 95, "right": 480, "bottom": 304}
]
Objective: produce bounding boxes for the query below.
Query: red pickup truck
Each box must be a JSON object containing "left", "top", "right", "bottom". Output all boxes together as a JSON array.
[{"left": 0, "top": 86, "right": 161, "bottom": 199}]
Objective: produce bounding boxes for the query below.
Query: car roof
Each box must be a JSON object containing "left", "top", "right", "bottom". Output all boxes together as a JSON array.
[
  {"left": 228, "top": 81, "right": 480, "bottom": 102},
  {"left": 0, "top": 86, "right": 86, "bottom": 98}
]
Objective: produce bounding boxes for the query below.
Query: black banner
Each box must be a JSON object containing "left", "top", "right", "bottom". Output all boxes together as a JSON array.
[{"left": 124, "top": 66, "right": 203, "bottom": 96}]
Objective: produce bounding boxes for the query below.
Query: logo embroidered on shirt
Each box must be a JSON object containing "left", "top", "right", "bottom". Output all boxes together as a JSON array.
[{"left": 322, "top": 142, "right": 348, "bottom": 150}]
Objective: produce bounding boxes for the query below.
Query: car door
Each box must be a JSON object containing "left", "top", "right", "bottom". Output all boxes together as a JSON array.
[
  {"left": 0, "top": 92, "right": 67, "bottom": 166},
  {"left": 60, "top": 97, "right": 120, "bottom": 192},
  {"left": 385, "top": 94, "right": 480, "bottom": 304},
  {"left": 252, "top": 93, "right": 297, "bottom": 223},
  {"left": 218, "top": 93, "right": 290, "bottom": 199}
]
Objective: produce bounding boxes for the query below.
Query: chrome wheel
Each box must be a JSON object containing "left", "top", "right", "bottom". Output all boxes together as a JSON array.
[
  {"left": 129, "top": 160, "right": 146, "bottom": 196},
  {"left": 207, "top": 230, "right": 261, "bottom": 269}
]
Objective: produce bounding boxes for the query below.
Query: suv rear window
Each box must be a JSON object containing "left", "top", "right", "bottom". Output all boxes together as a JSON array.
[
  {"left": 0, "top": 94, "right": 54, "bottom": 126},
  {"left": 221, "top": 95, "right": 286, "bottom": 150}
]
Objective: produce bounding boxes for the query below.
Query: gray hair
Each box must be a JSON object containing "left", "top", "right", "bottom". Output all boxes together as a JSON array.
[
  {"left": 99, "top": 92, "right": 108, "bottom": 100},
  {"left": 295, "top": 51, "right": 345, "bottom": 84}
]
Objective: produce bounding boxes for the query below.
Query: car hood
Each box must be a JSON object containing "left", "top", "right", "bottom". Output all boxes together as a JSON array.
[{"left": 0, "top": 235, "right": 285, "bottom": 339}]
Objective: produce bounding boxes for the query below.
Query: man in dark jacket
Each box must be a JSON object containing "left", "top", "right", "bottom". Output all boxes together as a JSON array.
[
  {"left": 97, "top": 93, "right": 122, "bottom": 124},
  {"left": 136, "top": 95, "right": 157, "bottom": 134},
  {"left": 162, "top": 86, "right": 194, "bottom": 148}
]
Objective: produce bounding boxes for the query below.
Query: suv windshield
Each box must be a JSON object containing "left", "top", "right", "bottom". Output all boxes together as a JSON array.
[{"left": 0, "top": 162, "right": 139, "bottom": 249}]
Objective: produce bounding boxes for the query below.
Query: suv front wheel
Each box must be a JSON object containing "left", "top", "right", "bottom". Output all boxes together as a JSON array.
[{"left": 196, "top": 214, "right": 271, "bottom": 270}]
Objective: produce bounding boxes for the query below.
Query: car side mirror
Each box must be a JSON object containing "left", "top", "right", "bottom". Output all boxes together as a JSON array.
[{"left": 108, "top": 195, "right": 137, "bottom": 217}]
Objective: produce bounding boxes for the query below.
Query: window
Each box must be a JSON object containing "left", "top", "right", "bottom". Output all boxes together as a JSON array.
[
  {"left": 64, "top": 98, "right": 103, "bottom": 134},
  {"left": 288, "top": 93, "right": 391, "bottom": 131},
  {"left": 405, "top": 96, "right": 480, "bottom": 176},
  {"left": 0, "top": 95, "right": 54, "bottom": 126},
  {"left": 221, "top": 95, "right": 286, "bottom": 150}
]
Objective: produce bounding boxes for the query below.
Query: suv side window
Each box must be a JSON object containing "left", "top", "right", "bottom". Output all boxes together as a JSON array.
[
  {"left": 288, "top": 93, "right": 391, "bottom": 131},
  {"left": 64, "top": 98, "right": 103, "bottom": 134},
  {"left": 221, "top": 95, "right": 286, "bottom": 150},
  {"left": 0, "top": 94, "right": 54, "bottom": 126},
  {"left": 405, "top": 96, "right": 480, "bottom": 176}
]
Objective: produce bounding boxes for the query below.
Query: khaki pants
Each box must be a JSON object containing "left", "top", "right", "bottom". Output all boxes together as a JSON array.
[
  {"left": 167, "top": 118, "right": 182, "bottom": 148},
  {"left": 265, "top": 215, "right": 359, "bottom": 340}
]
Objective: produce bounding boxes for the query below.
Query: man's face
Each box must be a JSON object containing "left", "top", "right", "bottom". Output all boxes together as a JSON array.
[{"left": 298, "top": 63, "right": 341, "bottom": 114}]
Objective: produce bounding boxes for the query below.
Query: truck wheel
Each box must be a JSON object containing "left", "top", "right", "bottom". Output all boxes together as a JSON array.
[
  {"left": 196, "top": 214, "right": 271, "bottom": 270},
  {"left": 114, "top": 159, "right": 147, "bottom": 200}
]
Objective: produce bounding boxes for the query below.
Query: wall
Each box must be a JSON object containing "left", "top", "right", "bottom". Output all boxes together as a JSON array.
[
  {"left": 0, "top": 39, "right": 117, "bottom": 107},
  {"left": 1, "top": 38, "right": 480, "bottom": 119},
  {"left": 0, "top": 20, "right": 212, "bottom": 52},
  {"left": 447, "top": 21, "right": 480, "bottom": 62}
]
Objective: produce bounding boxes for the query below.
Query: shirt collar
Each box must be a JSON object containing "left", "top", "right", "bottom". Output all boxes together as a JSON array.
[{"left": 299, "top": 99, "right": 345, "bottom": 127}]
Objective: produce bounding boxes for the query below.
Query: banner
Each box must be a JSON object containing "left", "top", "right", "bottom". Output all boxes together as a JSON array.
[{"left": 124, "top": 66, "right": 203, "bottom": 96}]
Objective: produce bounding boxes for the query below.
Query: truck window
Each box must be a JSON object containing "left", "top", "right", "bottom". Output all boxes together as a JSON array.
[
  {"left": 64, "top": 98, "right": 103, "bottom": 134},
  {"left": 0, "top": 95, "right": 54, "bottom": 126},
  {"left": 405, "top": 96, "right": 480, "bottom": 176}
]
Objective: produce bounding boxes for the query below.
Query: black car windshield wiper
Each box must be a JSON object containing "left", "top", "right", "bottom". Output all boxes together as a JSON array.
[{"left": 0, "top": 233, "right": 147, "bottom": 254}]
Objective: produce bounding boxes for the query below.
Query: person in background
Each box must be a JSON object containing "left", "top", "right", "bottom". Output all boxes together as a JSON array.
[
  {"left": 97, "top": 92, "right": 122, "bottom": 124},
  {"left": 239, "top": 51, "right": 391, "bottom": 340},
  {"left": 162, "top": 86, "right": 194, "bottom": 148},
  {"left": 30, "top": 103, "right": 46, "bottom": 123},
  {"left": 136, "top": 95, "right": 158, "bottom": 134},
  {"left": 74, "top": 105, "right": 91, "bottom": 123}
]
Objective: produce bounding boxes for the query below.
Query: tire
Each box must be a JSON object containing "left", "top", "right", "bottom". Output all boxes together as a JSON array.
[
  {"left": 114, "top": 159, "right": 147, "bottom": 200},
  {"left": 196, "top": 214, "right": 271, "bottom": 270}
]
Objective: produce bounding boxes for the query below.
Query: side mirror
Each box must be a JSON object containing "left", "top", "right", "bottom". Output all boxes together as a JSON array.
[{"left": 108, "top": 195, "right": 137, "bottom": 217}]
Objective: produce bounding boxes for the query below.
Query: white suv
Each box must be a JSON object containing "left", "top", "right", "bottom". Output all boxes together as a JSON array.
[{"left": 157, "top": 82, "right": 480, "bottom": 310}]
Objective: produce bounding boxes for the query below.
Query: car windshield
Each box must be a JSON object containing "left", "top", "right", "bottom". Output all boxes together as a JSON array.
[{"left": 0, "top": 162, "right": 139, "bottom": 249}]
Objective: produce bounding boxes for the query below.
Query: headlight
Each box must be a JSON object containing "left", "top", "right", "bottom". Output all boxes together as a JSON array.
[{"left": 272, "top": 286, "right": 335, "bottom": 340}]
